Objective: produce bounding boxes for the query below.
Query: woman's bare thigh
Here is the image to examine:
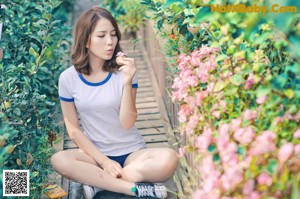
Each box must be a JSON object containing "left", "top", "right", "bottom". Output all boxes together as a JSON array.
[{"left": 52, "top": 148, "right": 98, "bottom": 166}]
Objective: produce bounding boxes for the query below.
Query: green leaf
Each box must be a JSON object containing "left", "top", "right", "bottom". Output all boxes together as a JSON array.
[
  {"left": 213, "top": 153, "right": 220, "bottom": 162},
  {"left": 256, "top": 85, "right": 271, "bottom": 98},
  {"left": 213, "top": 81, "right": 227, "bottom": 92},
  {"left": 267, "top": 159, "right": 278, "bottom": 175},
  {"left": 284, "top": 89, "right": 294, "bottom": 99},
  {"left": 279, "top": 165, "right": 289, "bottom": 188},
  {"left": 216, "top": 54, "right": 228, "bottom": 63},
  {"left": 163, "top": 0, "right": 184, "bottom": 8},
  {"left": 237, "top": 146, "right": 246, "bottom": 156},
  {"left": 208, "top": 144, "right": 216, "bottom": 152},
  {"left": 271, "top": 74, "right": 288, "bottom": 90},
  {"left": 29, "top": 47, "right": 39, "bottom": 59},
  {"left": 291, "top": 174, "right": 300, "bottom": 199},
  {"left": 230, "top": 74, "right": 243, "bottom": 86},
  {"left": 224, "top": 84, "right": 238, "bottom": 95},
  {"left": 195, "top": 6, "right": 212, "bottom": 23}
]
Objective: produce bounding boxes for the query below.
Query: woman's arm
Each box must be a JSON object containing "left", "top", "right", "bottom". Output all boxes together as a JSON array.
[
  {"left": 60, "top": 101, "right": 110, "bottom": 167},
  {"left": 119, "top": 86, "right": 138, "bottom": 129},
  {"left": 117, "top": 56, "right": 138, "bottom": 129}
]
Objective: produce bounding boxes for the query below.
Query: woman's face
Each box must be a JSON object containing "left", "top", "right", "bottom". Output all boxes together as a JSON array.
[{"left": 86, "top": 17, "right": 118, "bottom": 61}]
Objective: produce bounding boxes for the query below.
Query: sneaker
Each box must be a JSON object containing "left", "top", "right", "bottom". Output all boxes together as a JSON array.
[
  {"left": 83, "top": 184, "right": 103, "bottom": 199},
  {"left": 135, "top": 183, "right": 167, "bottom": 198}
]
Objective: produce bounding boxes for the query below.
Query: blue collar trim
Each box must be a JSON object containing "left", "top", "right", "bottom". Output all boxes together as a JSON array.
[{"left": 78, "top": 72, "right": 112, "bottom": 86}]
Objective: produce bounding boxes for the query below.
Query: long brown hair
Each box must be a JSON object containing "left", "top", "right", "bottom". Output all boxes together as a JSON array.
[{"left": 71, "top": 6, "right": 122, "bottom": 75}]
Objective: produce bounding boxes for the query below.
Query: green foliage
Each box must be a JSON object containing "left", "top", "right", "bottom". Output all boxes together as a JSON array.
[
  {"left": 0, "top": 0, "right": 71, "bottom": 197},
  {"left": 101, "top": 0, "right": 147, "bottom": 37},
  {"left": 142, "top": 0, "right": 300, "bottom": 198},
  {"left": 117, "top": 0, "right": 147, "bottom": 33}
]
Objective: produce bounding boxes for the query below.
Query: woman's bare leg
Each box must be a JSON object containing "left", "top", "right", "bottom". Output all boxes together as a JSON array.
[
  {"left": 50, "top": 149, "right": 135, "bottom": 196},
  {"left": 121, "top": 148, "right": 178, "bottom": 183}
]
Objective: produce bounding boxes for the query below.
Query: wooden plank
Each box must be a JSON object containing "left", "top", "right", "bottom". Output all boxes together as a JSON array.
[
  {"left": 137, "top": 113, "right": 161, "bottom": 121},
  {"left": 135, "top": 120, "right": 164, "bottom": 129},
  {"left": 137, "top": 80, "right": 152, "bottom": 85},
  {"left": 136, "top": 92, "right": 155, "bottom": 98},
  {"left": 137, "top": 107, "right": 160, "bottom": 114},
  {"left": 139, "top": 82, "right": 152, "bottom": 87},
  {"left": 61, "top": 177, "right": 69, "bottom": 199},
  {"left": 137, "top": 87, "right": 153, "bottom": 92},
  {"left": 64, "top": 140, "right": 77, "bottom": 148},
  {"left": 139, "top": 127, "right": 165, "bottom": 135},
  {"left": 146, "top": 142, "right": 170, "bottom": 148},
  {"left": 143, "top": 134, "right": 168, "bottom": 143},
  {"left": 136, "top": 102, "right": 158, "bottom": 109},
  {"left": 137, "top": 77, "right": 151, "bottom": 82},
  {"left": 136, "top": 96, "right": 156, "bottom": 103}
]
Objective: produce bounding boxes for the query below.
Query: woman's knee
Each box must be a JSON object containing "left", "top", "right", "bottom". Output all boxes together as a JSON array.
[
  {"left": 162, "top": 148, "right": 179, "bottom": 169},
  {"left": 51, "top": 151, "right": 73, "bottom": 177}
]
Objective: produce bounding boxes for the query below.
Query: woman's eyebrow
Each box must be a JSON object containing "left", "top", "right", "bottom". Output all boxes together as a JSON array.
[{"left": 96, "top": 30, "right": 116, "bottom": 33}]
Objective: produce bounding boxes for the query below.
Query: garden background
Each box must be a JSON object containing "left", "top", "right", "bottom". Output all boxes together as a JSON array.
[{"left": 0, "top": 0, "right": 300, "bottom": 198}]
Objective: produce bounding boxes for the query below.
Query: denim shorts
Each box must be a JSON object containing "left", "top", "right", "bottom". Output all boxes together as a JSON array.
[{"left": 107, "top": 153, "right": 131, "bottom": 167}]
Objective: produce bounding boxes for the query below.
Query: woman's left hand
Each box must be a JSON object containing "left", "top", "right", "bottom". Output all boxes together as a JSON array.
[{"left": 117, "top": 56, "right": 137, "bottom": 86}]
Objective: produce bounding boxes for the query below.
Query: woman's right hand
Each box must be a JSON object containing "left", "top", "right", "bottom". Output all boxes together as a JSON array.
[{"left": 100, "top": 159, "right": 122, "bottom": 178}]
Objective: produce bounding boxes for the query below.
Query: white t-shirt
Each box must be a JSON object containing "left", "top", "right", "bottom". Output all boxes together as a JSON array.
[{"left": 58, "top": 66, "right": 146, "bottom": 156}]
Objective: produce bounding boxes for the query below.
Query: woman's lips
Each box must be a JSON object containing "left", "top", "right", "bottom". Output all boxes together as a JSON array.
[{"left": 107, "top": 49, "right": 113, "bottom": 54}]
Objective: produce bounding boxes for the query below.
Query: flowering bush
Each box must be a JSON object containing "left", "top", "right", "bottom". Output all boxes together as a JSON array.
[
  {"left": 172, "top": 45, "right": 300, "bottom": 198},
  {"left": 141, "top": 0, "right": 300, "bottom": 198}
]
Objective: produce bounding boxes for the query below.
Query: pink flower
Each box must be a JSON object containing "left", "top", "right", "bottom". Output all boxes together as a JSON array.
[
  {"left": 219, "top": 123, "right": 230, "bottom": 135},
  {"left": 240, "top": 156, "right": 252, "bottom": 168},
  {"left": 195, "top": 127, "right": 213, "bottom": 152},
  {"left": 231, "top": 118, "right": 242, "bottom": 131},
  {"left": 193, "top": 189, "right": 204, "bottom": 199},
  {"left": 116, "top": 51, "right": 127, "bottom": 57},
  {"left": 221, "top": 165, "right": 243, "bottom": 191},
  {"left": 278, "top": 143, "right": 293, "bottom": 164},
  {"left": 187, "top": 75, "right": 199, "bottom": 86},
  {"left": 217, "top": 124, "right": 231, "bottom": 151},
  {"left": 195, "top": 91, "right": 208, "bottom": 106},
  {"left": 244, "top": 73, "right": 255, "bottom": 90},
  {"left": 256, "top": 96, "right": 267, "bottom": 104},
  {"left": 221, "top": 197, "right": 238, "bottom": 199},
  {"left": 197, "top": 69, "right": 209, "bottom": 83},
  {"left": 294, "top": 144, "right": 300, "bottom": 154},
  {"left": 243, "top": 109, "right": 257, "bottom": 120},
  {"left": 293, "top": 128, "right": 300, "bottom": 138},
  {"left": 245, "top": 191, "right": 261, "bottom": 199},
  {"left": 212, "top": 111, "right": 221, "bottom": 119},
  {"left": 178, "top": 147, "right": 186, "bottom": 158},
  {"left": 177, "top": 104, "right": 193, "bottom": 122},
  {"left": 233, "top": 126, "right": 256, "bottom": 144},
  {"left": 220, "top": 142, "right": 238, "bottom": 166},
  {"left": 185, "top": 96, "right": 197, "bottom": 110},
  {"left": 257, "top": 172, "right": 272, "bottom": 186},
  {"left": 249, "top": 131, "right": 276, "bottom": 155},
  {"left": 185, "top": 112, "right": 200, "bottom": 134},
  {"left": 181, "top": 69, "right": 193, "bottom": 77},
  {"left": 275, "top": 117, "right": 284, "bottom": 123},
  {"left": 243, "top": 179, "right": 255, "bottom": 195},
  {"left": 219, "top": 100, "right": 227, "bottom": 112}
]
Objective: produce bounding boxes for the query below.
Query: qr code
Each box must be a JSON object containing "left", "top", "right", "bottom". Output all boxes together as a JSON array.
[{"left": 3, "top": 170, "right": 29, "bottom": 196}]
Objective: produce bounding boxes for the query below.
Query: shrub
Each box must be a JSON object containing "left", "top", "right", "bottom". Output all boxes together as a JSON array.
[
  {"left": 143, "top": 0, "right": 300, "bottom": 198},
  {"left": 0, "top": 0, "right": 71, "bottom": 197}
]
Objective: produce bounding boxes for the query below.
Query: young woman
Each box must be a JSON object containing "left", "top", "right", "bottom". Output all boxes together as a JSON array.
[{"left": 50, "top": 6, "right": 178, "bottom": 199}]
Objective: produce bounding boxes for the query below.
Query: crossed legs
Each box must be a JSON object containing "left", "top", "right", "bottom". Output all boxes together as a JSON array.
[{"left": 50, "top": 148, "right": 178, "bottom": 196}]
